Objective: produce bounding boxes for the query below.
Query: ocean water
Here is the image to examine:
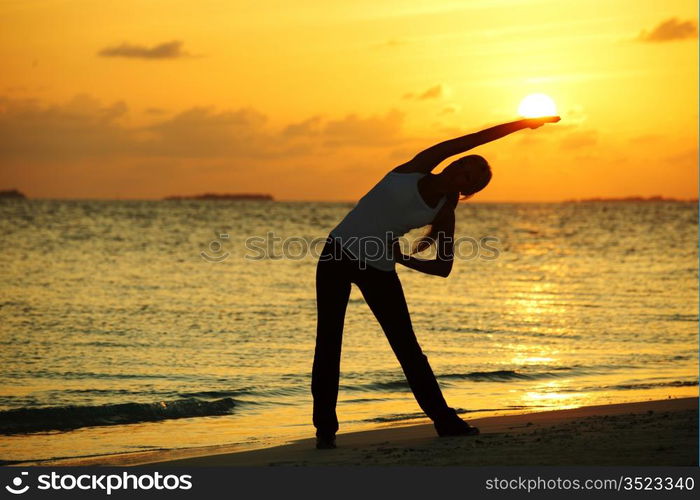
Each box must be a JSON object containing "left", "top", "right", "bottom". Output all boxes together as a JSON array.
[{"left": 0, "top": 199, "right": 697, "bottom": 463}]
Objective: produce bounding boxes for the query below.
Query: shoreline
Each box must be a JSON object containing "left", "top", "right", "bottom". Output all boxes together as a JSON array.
[{"left": 27, "top": 396, "right": 698, "bottom": 467}]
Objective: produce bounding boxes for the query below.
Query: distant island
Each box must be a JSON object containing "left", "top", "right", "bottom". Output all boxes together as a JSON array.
[
  {"left": 164, "top": 193, "right": 274, "bottom": 201},
  {"left": 0, "top": 189, "right": 26, "bottom": 199},
  {"left": 565, "top": 196, "right": 696, "bottom": 203}
]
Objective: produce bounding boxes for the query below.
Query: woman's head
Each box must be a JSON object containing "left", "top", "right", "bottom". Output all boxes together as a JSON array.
[
  {"left": 411, "top": 155, "right": 492, "bottom": 254},
  {"left": 440, "top": 154, "right": 492, "bottom": 198}
]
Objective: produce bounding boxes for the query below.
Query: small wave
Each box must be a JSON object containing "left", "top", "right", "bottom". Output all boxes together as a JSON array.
[
  {"left": 607, "top": 380, "right": 698, "bottom": 391},
  {"left": 363, "top": 406, "right": 535, "bottom": 423},
  {"left": 0, "top": 301, "right": 28, "bottom": 308},
  {"left": 178, "top": 389, "right": 255, "bottom": 399},
  {"left": 659, "top": 313, "right": 698, "bottom": 322},
  {"left": 4, "top": 370, "right": 186, "bottom": 381},
  {"left": 440, "top": 369, "right": 573, "bottom": 382},
  {"left": 556, "top": 380, "right": 698, "bottom": 394},
  {"left": 342, "top": 369, "right": 575, "bottom": 393},
  {"left": 0, "top": 397, "right": 237, "bottom": 435},
  {"left": 342, "top": 379, "right": 412, "bottom": 392},
  {"left": 364, "top": 411, "right": 426, "bottom": 423},
  {"left": 340, "top": 397, "right": 393, "bottom": 404}
]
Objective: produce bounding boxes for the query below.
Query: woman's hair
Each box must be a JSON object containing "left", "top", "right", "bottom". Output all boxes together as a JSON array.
[{"left": 411, "top": 155, "right": 492, "bottom": 254}]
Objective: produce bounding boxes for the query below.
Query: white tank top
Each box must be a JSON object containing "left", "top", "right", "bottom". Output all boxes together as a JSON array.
[{"left": 330, "top": 172, "right": 446, "bottom": 271}]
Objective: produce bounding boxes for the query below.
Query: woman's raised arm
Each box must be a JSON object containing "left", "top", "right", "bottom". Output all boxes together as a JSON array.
[{"left": 394, "top": 116, "right": 560, "bottom": 174}]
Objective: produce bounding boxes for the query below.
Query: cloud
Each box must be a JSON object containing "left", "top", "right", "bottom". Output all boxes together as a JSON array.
[
  {"left": 0, "top": 94, "right": 132, "bottom": 161},
  {"left": 320, "top": 110, "right": 404, "bottom": 146},
  {"left": 98, "top": 40, "right": 192, "bottom": 59},
  {"left": 0, "top": 95, "right": 408, "bottom": 163},
  {"left": 637, "top": 18, "right": 698, "bottom": 42},
  {"left": 560, "top": 129, "right": 598, "bottom": 150},
  {"left": 665, "top": 148, "right": 698, "bottom": 168},
  {"left": 629, "top": 133, "right": 662, "bottom": 144},
  {"left": 373, "top": 38, "right": 406, "bottom": 49},
  {"left": 403, "top": 84, "right": 445, "bottom": 101},
  {"left": 143, "top": 106, "right": 274, "bottom": 158},
  {"left": 418, "top": 85, "right": 443, "bottom": 100},
  {"left": 282, "top": 111, "right": 405, "bottom": 147},
  {"left": 4, "top": 84, "right": 48, "bottom": 93},
  {"left": 281, "top": 116, "right": 323, "bottom": 138}
]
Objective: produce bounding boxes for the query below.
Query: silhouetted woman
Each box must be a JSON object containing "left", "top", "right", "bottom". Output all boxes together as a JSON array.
[{"left": 312, "top": 116, "right": 560, "bottom": 449}]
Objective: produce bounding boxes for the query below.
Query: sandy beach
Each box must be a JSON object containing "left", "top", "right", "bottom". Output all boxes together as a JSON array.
[{"left": 32, "top": 397, "right": 697, "bottom": 467}]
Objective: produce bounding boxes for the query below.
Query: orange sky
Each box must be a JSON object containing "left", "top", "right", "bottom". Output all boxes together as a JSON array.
[{"left": 0, "top": 0, "right": 697, "bottom": 201}]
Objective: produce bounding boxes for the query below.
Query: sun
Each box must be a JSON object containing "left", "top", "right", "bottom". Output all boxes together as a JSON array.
[{"left": 518, "top": 93, "right": 557, "bottom": 118}]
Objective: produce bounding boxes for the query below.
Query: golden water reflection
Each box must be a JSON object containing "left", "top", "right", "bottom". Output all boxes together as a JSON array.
[{"left": 519, "top": 380, "right": 587, "bottom": 410}]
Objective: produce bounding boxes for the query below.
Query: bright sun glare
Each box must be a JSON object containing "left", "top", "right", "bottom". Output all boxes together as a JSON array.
[{"left": 518, "top": 93, "right": 557, "bottom": 118}]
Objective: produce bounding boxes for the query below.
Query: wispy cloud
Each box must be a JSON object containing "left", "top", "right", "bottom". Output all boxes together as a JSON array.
[
  {"left": 282, "top": 111, "right": 405, "bottom": 147},
  {"left": 372, "top": 38, "right": 407, "bottom": 49},
  {"left": 98, "top": 40, "right": 192, "bottom": 59},
  {"left": 403, "top": 84, "right": 446, "bottom": 101},
  {"left": 320, "top": 110, "right": 404, "bottom": 147},
  {"left": 440, "top": 106, "right": 458, "bottom": 115},
  {"left": 560, "top": 129, "right": 598, "bottom": 150},
  {"left": 637, "top": 17, "right": 698, "bottom": 42}
]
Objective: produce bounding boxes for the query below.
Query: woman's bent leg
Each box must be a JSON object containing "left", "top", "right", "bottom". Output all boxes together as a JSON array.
[
  {"left": 355, "top": 269, "right": 454, "bottom": 423},
  {"left": 311, "top": 257, "right": 351, "bottom": 437}
]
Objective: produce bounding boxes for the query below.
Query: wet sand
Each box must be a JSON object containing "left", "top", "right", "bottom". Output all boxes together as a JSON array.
[{"left": 34, "top": 397, "right": 698, "bottom": 467}]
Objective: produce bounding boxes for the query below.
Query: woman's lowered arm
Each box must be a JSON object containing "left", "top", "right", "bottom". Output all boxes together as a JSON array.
[{"left": 392, "top": 212, "right": 456, "bottom": 278}]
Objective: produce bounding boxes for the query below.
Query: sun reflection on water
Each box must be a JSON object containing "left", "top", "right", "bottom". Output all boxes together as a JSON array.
[{"left": 521, "top": 381, "right": 587, "bottom": 410}]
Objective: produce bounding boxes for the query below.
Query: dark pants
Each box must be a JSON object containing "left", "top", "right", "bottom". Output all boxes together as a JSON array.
[{"left": 312, "top": 237, "right": 455, "bottom": 437}]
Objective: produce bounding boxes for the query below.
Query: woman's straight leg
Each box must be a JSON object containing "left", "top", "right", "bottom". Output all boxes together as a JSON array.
[
  {"left": 354, "top": 268, "right": 454, "bottom": 422},
  {"left": 311, "top": 254, "right": 351, "bottom": 437}
]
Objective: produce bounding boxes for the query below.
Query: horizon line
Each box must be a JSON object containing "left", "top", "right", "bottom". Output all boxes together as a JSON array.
[{"left": 3, "top": 196, "right": 698, "bottom": 203}]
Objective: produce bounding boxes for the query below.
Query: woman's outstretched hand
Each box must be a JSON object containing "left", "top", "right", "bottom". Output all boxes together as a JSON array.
[{"left": 523, "top": 116, "right": 561, "bottom": 129}]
